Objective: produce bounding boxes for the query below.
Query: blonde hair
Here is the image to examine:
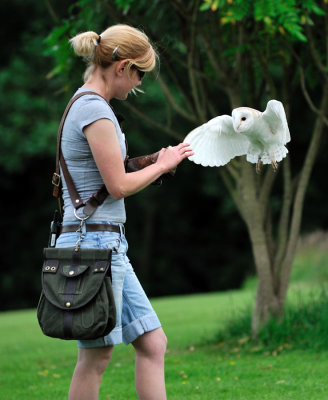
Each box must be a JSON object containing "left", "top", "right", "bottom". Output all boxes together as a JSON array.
[{"left": 70, "top": 24, "right": 158, "bottom": 82}]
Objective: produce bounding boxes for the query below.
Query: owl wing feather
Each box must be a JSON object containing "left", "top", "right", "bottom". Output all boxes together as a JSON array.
[
  {"left": 262, "top": 100, "right": 291, "bottom": 144},
  {"left": 183, "top": 115, "right": 249, "bottom": 167}
]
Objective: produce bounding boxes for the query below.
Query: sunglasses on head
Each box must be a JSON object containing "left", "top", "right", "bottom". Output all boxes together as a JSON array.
[{"left": 132, "top": 64, "right": 146, "bottom": 80}]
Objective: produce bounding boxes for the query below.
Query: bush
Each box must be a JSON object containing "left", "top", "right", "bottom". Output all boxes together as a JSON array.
[{"left": 216, "top": 286, "right": 328, "bottom": 352}]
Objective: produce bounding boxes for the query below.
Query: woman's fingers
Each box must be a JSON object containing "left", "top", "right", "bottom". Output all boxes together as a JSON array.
[
  {"left": 177, "top": 142, "right": 190, "bottom": 148},
  {"left": 178, "top": 143, "right": 192, "bottom": 154},
  {"left": 177, "top": 143, "right": 193, "bottom": 158},
  {"left": 156, "top": 142, "right": 193, "bottom": 172},
  {"left": 170, "top": 143, "right": 193, "bottom": 158}
]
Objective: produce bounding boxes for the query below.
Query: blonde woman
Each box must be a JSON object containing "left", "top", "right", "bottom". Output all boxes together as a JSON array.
[{"left": 55, "top": 24, "right": 193, "bottom": 400}]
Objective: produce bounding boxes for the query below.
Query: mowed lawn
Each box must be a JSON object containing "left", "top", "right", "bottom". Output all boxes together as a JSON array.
[
  {"left": 1, "top": 239, "right": 328, "bottom": 399},
  {"left": 1, "top": 287, "right": 328, "bottom": 399}
]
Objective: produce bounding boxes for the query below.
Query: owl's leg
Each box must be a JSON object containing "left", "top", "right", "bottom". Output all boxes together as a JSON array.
[
  {"left": 256, "top": 158, "right": 262, "bottom": 174},
  {"left": 271, "top": 160, "right": 278, "bottom": 171}
]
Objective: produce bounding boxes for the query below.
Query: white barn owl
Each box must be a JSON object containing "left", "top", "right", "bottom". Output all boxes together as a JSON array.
[{"left": 183, "top": 100, "right": 291, "bottom": 171}]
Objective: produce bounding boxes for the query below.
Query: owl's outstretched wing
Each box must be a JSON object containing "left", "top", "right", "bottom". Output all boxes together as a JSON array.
[
  {"left": 262, "top": 100, "right": 291, "bottom": 144},
  {"left": 183, "top": 115, "right": 249, "bottom": 167}
]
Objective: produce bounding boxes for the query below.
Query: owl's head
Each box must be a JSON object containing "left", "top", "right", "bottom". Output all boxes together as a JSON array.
[{"left": 232, "top": 107, "right": 256, "bottom": 133}]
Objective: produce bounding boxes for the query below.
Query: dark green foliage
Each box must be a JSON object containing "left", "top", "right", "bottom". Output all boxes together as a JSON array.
[
  {"left": 0, "top": 0, "right": 68, "bottom": 171},
  {"left": 200, "top": 0, "right": 325, "bottom": 41}
]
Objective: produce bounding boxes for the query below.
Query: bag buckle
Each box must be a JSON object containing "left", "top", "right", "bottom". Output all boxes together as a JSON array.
[{"left": 52, "top": 173, "right": 61, "bottom": 187}]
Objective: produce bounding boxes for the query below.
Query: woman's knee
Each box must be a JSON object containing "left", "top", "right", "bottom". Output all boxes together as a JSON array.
[
  {"left": 133, "top": 328, "right": 167, "bottom": 359},
  {"left": 77, "top": 346, "right": 114, "bottom": 375}
]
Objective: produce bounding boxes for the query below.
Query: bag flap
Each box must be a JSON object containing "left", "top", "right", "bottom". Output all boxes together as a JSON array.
[
  {"left": 61, "top": 264, "right": 89, "bottom": 277},
  {"left": 41, "top": 248, "right": 112, "bottom": 310}
]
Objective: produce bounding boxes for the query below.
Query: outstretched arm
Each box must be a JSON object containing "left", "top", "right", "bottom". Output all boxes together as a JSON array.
[{"left": 85, "top": 118, "right": 193, "bottom": 199}]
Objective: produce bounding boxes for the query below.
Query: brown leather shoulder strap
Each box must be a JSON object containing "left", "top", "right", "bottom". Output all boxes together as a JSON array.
[{"left": 52, "top": 91, "right": 110, "bottom": 217}]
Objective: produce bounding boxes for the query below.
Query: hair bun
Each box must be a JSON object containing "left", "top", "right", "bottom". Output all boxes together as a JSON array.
[{"left": 70, "top": 31, "right": 99, "bottom": 57}]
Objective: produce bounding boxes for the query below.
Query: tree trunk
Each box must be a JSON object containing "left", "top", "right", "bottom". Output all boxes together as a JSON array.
[
  {"left": 248, "top": 225, "right": 280, "bottom": 335},
  {"left": 236, "top": 161, "right": 280, "bottom": 335}
]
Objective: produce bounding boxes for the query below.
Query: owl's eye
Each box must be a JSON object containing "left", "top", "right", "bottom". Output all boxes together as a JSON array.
[{"left": 241, "top": 117, "right": 246, "bottom": 121}]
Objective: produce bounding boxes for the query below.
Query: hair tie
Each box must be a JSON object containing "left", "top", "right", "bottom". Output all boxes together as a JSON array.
[
  {"left": 96, "top": 35, "right": 101, "bottom": 45},
  {"left": 111, "top": 45, "right": 120, "bottom": 60}
]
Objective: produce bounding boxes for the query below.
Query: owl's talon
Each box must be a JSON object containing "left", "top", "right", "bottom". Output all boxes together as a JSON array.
[
  {"left": 256, "top": 159, "right": 262, "bottom": 174},
  {"left": 271, "top": 160, "right": 278, "bottom": 171}
]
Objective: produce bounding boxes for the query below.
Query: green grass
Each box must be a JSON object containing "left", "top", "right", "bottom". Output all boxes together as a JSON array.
[{"left": 1, "top": 238, "right": 328, "bottom": 399}]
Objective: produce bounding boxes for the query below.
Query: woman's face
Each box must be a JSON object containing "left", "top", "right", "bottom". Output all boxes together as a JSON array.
[{"left": 117, "top": 65, "right": 143, "bottom": 100}]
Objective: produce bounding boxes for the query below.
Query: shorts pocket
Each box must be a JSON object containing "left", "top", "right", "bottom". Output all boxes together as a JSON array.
[{"left": 99, "top": 232, "right": 121, "bottom": 252}]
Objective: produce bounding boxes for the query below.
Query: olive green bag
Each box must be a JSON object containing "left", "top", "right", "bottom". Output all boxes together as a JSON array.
[{"left": 37, "top": 247, "right": 116, "bottom": 340}]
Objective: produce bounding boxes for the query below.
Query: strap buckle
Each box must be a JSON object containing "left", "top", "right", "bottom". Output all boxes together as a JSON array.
[{"left": 52, "top": 173, "right": 61, "bottom": 187}]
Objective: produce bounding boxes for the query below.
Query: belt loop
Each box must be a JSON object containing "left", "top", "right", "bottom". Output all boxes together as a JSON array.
[
  {"left": 119, "top": 223, "right": 125, "bottom": 237},
  {"left": 114, "top": 223, "right": 124, "bottom": 253}
]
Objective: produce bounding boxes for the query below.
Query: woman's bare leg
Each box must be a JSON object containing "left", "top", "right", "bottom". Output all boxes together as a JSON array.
[
  {"left": 68, "top": 346, "right": 114, "bottom": 400},
  {"left": 132, "top": 328, "right": 167, "bottom": 400}
]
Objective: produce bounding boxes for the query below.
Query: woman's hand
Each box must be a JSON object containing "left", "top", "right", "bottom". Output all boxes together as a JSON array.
[{"left": 156, "top": 143, "right": 193, "bottom": 173}]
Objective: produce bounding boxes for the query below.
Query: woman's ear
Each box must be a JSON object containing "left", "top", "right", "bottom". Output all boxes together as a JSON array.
[{"left": 116, "top": 60, "right": 128, "bottom": 77}]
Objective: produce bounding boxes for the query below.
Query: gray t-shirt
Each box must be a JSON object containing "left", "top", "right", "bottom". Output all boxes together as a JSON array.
[{"left": 61, "top": 88, "right": 127, "bottom": 223}]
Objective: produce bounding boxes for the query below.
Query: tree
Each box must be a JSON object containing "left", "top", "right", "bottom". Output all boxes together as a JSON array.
[
  {"left": 195, "top": 0, "right": 328, "bottom": 335},
  {"left": 44, "top": 0, "right": 328, "bottom": 336}
]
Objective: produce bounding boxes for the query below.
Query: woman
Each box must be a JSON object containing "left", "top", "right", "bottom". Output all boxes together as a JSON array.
[{"left": 55, "top": 24, "right": 193, "bottom": 400}]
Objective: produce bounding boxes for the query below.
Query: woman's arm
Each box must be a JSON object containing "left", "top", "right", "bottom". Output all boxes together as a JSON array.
[{"left": 84, "top": 119, "right": 193, "bottom": 199}]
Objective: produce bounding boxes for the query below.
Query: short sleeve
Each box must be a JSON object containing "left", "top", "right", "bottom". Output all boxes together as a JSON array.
[{"left": 74, "top": 95, "right": 117, "bottom": 133}]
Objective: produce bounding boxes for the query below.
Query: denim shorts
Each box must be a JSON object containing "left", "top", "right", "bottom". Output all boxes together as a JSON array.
[{"left": 55, "top": 222, "right": 161, "bottom": 348}]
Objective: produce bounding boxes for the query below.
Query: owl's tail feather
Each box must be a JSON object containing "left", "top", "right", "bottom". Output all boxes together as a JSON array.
[
  {"left": 261, "top": 145, "right": 288, "bottom": 164},
  {"left": 247, "top": 145, "right": 288, "bottom": 165}
]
